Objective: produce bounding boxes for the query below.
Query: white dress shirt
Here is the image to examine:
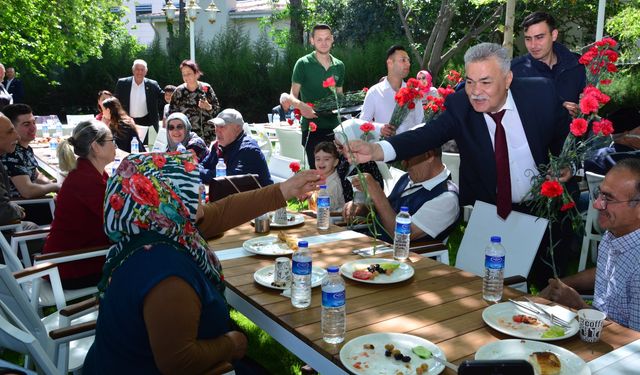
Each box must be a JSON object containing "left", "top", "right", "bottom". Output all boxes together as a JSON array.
[
  {"left": 129, "top": 79, "right": 148, "bottom": 118},
  {"left": 379, "top": 90, "right": 538, "bottom": 203},
  {"left": 359, "top": 78, "right": 424, "bottom": 134},
  {"left": 4, "top": 78, "right": 14, "bottom": 91},
  {"left": 399, "top": 168, "right": 459, "bottom": 238}
]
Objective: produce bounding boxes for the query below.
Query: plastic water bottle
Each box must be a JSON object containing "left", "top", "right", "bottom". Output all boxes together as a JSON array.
[
  {"left": 321, "top": 265, "right": 346, "bottom": 344},
  {"left": 291, "top": 240, "right": 312, "bottom": 308},
  {"left": 111, "top": 158, "right": 121, "bottom": 175},
  {"left": 273, "top": 113, "right": 280, "bottom": 124},
  {"left": 55, "top": 121, "right": 63, "bottom": 137},
  {"left": 215, "top": 159, "right": 226, "bottom": 177},
  {"left": 483, "top": 236, "right": 506, "bottom": 302},
  {"left": 41, "top": 122, "right": 50, "bottom": 138},
  {"left": 176, "top": 143, "right": 187, "bottom": 152},
  {"left": 130, "top": 137, "right": 139, "bottom": 154},
  {"left": 49, "top": 138, "right": 58, "bottom": 160},
  {"left": 393, "top": 206, "right": 411, "bottom": 261},
  {"left": 317, "top": 185, "right": 330, "bottom": 230}
]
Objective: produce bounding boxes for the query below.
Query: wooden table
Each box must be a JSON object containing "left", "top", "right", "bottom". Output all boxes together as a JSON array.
[{"left": 209, "top": 217, "right": 640, "bottom": 374}]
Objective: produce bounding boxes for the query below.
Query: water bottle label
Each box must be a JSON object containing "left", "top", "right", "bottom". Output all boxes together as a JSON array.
[
  {"left": 485, "top": 255, "right": 505, "bottom": 270},
  {"left": 318, "top": 196, "right": 330, "bottom": 208},
  {"left": 292, "top": 260, "right": 311, "bottom": 275},
  {"left": 395, "top": 222, "right": 410, "bottom": 235},
  {"left": 322, "top": 290, "right": 345, "bottom": 307}
]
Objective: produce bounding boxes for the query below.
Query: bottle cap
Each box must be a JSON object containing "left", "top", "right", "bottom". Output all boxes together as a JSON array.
[
  {"left": 490, "top": 236, "right": 501, "bottom": 243},
  {"left": 327, "top": 265, "right": 339, "bottom": 273},
  {"left": 298, "top": 240, "right": 308, "bottom": 248},
  {"left": 319, "top": 185, "right": 327, "bottom": 189},
  {"left": 400, "top": 206, "right": 409, "bottom": 212}
]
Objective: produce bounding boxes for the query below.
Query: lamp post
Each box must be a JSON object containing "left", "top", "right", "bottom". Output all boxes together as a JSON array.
[{"left": 163, "top": 0, "right": 220, "bottom": 62}]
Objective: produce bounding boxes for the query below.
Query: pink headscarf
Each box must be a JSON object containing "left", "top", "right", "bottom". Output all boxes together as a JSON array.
[{"left": 417, "top": 70, "right": 432, "bottom": 88}]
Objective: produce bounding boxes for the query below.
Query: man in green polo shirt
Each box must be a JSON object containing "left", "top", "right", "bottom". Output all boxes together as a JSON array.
[{"left": 280, "top": 24, "right": 345, "bottom": 169}]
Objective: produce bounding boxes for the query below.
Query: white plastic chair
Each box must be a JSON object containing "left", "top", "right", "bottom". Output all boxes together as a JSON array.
[
  {"left": 268, "top": 154, "right": 299, "bottom": 183},
  {"left": 135, "top": 124, "right": 149, "bottom": 144},
  {"left": 454, "top": 201, "right": 549, "bottom": 292},
  {"left": 152, "top": 127, "right": 168, "bottom": 151},
  {"left": 579, "top": 171, "right": 605, "bottom": 271},
  {"left": 0, "top": 265, "right": 97, "bottom": 374},
  {"left": 383, "top": 166, "right": 406, "bottom": 196},
  {"left": 275, "top": 128, "right": 309, "bottom": 169},
  {"left": 65, "top": 115, "right": 95, "bottom": 127},
  {"left": 442, "top": 152, "right": 460, "bottom": 185}
]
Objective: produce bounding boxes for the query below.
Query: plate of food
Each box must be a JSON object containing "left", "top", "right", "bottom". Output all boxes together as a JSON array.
[
  {"left": 482, "top": 302, "right": 579, "bottom": 341},
  {"left": 475, "top": 339, "right": 590, "bottom": 375},
  {"left": 253, "top": 265, "right": 327, "bottom": 290},
  {"left": 339, "top": 332, "right": 445, "bottom": 374},
  {"left": 242, "top": 232, "right": 299, "bottom": 256},
  {"left": 340, "top": 259, "right": 414, "bottom": 284}
]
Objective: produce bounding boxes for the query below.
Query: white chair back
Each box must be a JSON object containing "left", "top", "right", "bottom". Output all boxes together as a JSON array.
[
  {"left": 384, "top": 166, "right": 406, "bottom": 196},
  {"left": 148, "top": 125, "right": 159, "bottom": 148},
  {"left": 135, "top": 124, "right": 149, "bottom": 143},
  {"left": 579, "top": 171, "right": 605, "bottom": 271},
  {"left": 275, "top": 128, "right": 309, "bottom": 169},
  {"left": 268, "top": 154, "right": 299, "bottom": 183},
  {"left": 455, "top": 201, "right": 548, "bottom": 291},
  {"left": 66, "top": 114, "right": 95, "bottom": 127},
  {"left": 442, "top": 152, "right": 460, "bottom": 186}
]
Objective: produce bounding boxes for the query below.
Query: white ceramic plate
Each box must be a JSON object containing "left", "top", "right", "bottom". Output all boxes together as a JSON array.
[
  {"left": 340, "top": 259, "right": 414, "bottom": 284},
  {"left": 339, "top": 332, "right": 445, "bottom": 375},
  {"left": 475, "top": 339, "right": 590, "bottom": 375},
  {"left": 253, "top": 265, "right": 327, "bottom": 290},
  {"left": 482, "top": 302, "right": 579, "bottom": 341},
  {"left": 243, "top": 235, "right": 295, "bottom": 256}
]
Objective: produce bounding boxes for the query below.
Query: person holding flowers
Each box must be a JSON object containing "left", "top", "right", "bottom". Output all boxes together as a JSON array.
[
  {"left": 360, "top": 45, "right": 424, "bottom": 136},
  {"left": 280, "top": 24, "right": 345, "bottom": 169}
]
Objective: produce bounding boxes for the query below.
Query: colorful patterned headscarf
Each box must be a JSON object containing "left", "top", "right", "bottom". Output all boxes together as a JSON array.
[{"left": 98, "top": 152, "right": 224, "bottom": 293}]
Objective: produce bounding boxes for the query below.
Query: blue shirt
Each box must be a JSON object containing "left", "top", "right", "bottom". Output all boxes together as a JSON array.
[
  {"left": 83, "top": 242, "right": 230, "bottom": 374},
  {"left": 594, "top": 229, "right": 640, "bottom": 330},
  {"left": 199, "top": 132, "right": 273, "bottom": 186}
]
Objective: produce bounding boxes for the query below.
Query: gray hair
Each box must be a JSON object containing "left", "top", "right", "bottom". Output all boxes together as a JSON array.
[
  {"left": 57, "top": 119, "right": 110, "bottom": 172},
  {"left": 132, "top": 59, "right": 148, "bottom": 70},
  {"left": 464, "top": 43, "right": 511, "bottom": 74}
]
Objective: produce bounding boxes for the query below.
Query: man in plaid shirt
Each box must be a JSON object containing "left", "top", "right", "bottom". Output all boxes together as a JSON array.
[{"left": 540, "top": 158, "right": 640, "bottom": 330}]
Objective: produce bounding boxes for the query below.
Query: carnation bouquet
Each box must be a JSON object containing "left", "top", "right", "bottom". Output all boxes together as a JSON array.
[
  {"left": 422, "top": 70, "right": 461, "bottom": 122},
  {"left": 526, "top": 37, "right": 619, "bottom": 277},
  {"left": 388, "top": 78, "right": 428, "bottom": 130}
]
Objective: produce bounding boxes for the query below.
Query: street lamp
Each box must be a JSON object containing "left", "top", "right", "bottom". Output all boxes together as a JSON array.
[{"left": 162, "top": 0, "right": 221, "bottom": 62}]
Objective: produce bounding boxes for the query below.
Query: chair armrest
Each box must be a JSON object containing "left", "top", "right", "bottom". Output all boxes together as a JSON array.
[
  {"left": 12, "top": 226, "right": 51, "bottom": 238},
  {"left": 60, "top": 297, "right": 99, "bottom": 318},
  {"left": 504, "top": 275, "right": 527, "bottom": 286},
  {"left": 33, "top": 245, "right": 110, "bottom": 264},
  {"left": 12, "top": 197, "right": 55, "bottom": 206},
  {"left": 13, "top": 262, "right": 57, "bottom": 280},
  {"left": 211, "top": 362, "right": 234, "bottom": 375},
  {"left": 49, "top": 320, "right": 96, "bottom": 340}
]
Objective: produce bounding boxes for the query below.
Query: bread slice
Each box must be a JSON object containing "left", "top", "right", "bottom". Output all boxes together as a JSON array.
[
  {"left": 529, "top": 351, "right": 561, "bottom": 375},
  {"left": 277, "top": 231, "right": 298, "bottom": 250}
]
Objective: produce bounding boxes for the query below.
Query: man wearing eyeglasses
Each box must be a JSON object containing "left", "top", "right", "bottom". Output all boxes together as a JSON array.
[{"left": 540, "top": 158, "right": 640, "bottom": 331}]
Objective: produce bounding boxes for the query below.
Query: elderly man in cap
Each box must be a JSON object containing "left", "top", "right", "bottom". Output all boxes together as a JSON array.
[{"left": 199, "top": 109, "right": 273, "bottom": 186}]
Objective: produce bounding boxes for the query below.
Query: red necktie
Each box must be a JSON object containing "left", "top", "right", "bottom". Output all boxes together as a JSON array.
[{"left": 488, "top": 110, "right": 511, "bottom": 219}]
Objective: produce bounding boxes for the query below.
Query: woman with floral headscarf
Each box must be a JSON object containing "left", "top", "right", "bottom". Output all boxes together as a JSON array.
[
  {"left": 165, "top": 112, "right": 209, "bottom": 161},
  {"left": 83, "top": 152, "right": 322, "bottom": 374}
]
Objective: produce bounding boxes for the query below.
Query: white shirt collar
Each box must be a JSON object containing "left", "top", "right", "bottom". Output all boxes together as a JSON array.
[
  {"left": 492, "top": 89, "right": 516, "bottom": 114},
  {"left": 382, "top": 77, "right": 406, "bottom": 92},
  {"left": 407, "top": 167, "right": 451, "bottom": 191}
]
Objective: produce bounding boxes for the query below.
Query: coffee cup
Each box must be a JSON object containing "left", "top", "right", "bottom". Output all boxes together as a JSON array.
[
  {"left": 273, "top": 257, "right": 291, "bottom": 288},
  {"left": 578, "top": 308, "right": 606, "bottom": 343}
]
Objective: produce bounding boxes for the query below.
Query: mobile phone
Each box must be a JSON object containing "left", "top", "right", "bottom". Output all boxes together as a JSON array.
[{"left": 457, "top": 360, "right": 534, "bottom": 375}]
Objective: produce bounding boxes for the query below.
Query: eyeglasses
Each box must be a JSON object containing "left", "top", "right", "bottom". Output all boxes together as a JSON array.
[
  {"left": 168, "top": 124, "right": 185, "bottom": 131},
  {"left": 592, "top": 186, "right": 640, "bottom": 209},
  {"left": 101, "top": 138, "right": 116, "bottom": 144}
]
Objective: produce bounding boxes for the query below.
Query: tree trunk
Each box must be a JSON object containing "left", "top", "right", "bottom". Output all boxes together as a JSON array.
[
  {"left": 289, "top": 0, "right": 304, "bottom": 45},
  {"left": 179, "top": 0, "right": 186, "bottom": 40},
  {"left": 503, "top": 0, "right": 517, "bottom": 58}
]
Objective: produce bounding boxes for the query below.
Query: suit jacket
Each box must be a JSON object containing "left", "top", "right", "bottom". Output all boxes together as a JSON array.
[
  {"left": 2, "top": 78, "right": 24, "bottom": 103},
  {"left": 114, "top": 76, "right": 163, "bottom": 126},
  {"left": 388, "top": 77, "right": 568, "bottom": 206}
]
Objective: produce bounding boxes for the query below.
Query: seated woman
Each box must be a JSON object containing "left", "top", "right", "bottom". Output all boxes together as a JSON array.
[
  {"left": 165, "top": 112, "right": 209, "bottom": 161},
  {"left": 333, "top": 120, "right": 385, "bottom": 204},
  {"left": 43, "top": 120, "right": 115, "bottom": 289},
  {"left": 101, "top": 97, "right": 146, "bottom": 153},
  {"left": 313, "top": 141, "right": 345, "bottom": 211},
  {"left": 83, "top": 152, "right": 322, "bottom": 374}
]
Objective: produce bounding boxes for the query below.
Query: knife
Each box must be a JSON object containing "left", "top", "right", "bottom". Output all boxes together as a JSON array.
[
  {"left": 432, "top": 356, "right": 459, "bottom": 372},
  {"left": 508, "top": 299, "right": 571, "bottom": 328}
]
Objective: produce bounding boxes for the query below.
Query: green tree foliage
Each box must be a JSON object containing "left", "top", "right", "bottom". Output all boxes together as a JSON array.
[
  {"left": 0, "top": 0, "right": 127, "bottom": 77},
  {"left": 606, "top": 2, "right": 640, "bottom": 61}
]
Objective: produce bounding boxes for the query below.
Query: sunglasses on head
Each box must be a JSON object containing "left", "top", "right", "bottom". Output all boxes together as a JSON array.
[{"left": 168, "top": 124, "right": 185, "bottom": 131}]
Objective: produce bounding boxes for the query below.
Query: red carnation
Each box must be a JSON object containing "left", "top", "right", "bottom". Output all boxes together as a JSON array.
[
  {"left": 289, "top": 161, "right": 300, "bottom": 173},
  {"left": 579, "top": 95, "right": 600, "bottom": 115},
  {"left": 359, "top": 122, "right": 375, "bottom": 133},
  {"left": 306, "top": 102, "right": 314, "bottom": 108},
  {"left": 570, "top": 118, "right": 588, "bottom": 136},
  {"left": 447, "top": 70, "right": 461, "bottom": 83},
  {"left": 322, "top": 76, "right": 336, "bottom": 88},
  {"left": 362, "top": 87, "right": 369, "bottom": 93},
  {"left": 592, "top": 119, "right": 614, "bottom": 136},
  {"left": 202, "top": 85, "right": 209, "bottom": 93},
  {"left": 560, "top": 201, "right": 576, "bottom": 212},
  {"left": 600, "top": 79, "right": 612, "bottom": 85},
  {"left": 541, "top": 180, "right": 563, "bottom": 198},
  {"left": 293, "top": 108, "right": 301, "bottom": 120},
  {"left": 309, "top": 122, "right": 317, "bottom": 132},
  {"left": 408, "top": 101, "right": 416, "bottom": 110},
  {"left": 606, "top": 63, "right": 618, "bottom": 73},
  {"left": 287, "top": 118, "right": 294, "bottom": 125}
]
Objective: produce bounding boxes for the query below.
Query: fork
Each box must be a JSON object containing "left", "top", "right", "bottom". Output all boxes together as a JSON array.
[
  {"left": 508, "top": 299, "right": 571, "bottom": 328},
  {"left": 523, "top": 296, "right": 572, "bottom": 326}
]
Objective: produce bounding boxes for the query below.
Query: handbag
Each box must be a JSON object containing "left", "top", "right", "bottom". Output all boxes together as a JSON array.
[{"left": 208, "top": 174, "right": 262, "bottom": 202}]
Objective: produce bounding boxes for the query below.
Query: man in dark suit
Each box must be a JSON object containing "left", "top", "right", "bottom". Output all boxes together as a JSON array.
[
  {"left": 345, "top": 43, "right": 570, "bottom": 287},
  {"left": 2, "top": 67, "right": 24, "bottom": 104},
  {"left": 114, "top": 59, "right": 163, "bottom": 135}
]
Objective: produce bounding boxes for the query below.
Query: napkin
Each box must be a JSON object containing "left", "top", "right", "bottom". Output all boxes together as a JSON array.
[{"left": 540, "top": 304, "right": 578, "bottom": 323}]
